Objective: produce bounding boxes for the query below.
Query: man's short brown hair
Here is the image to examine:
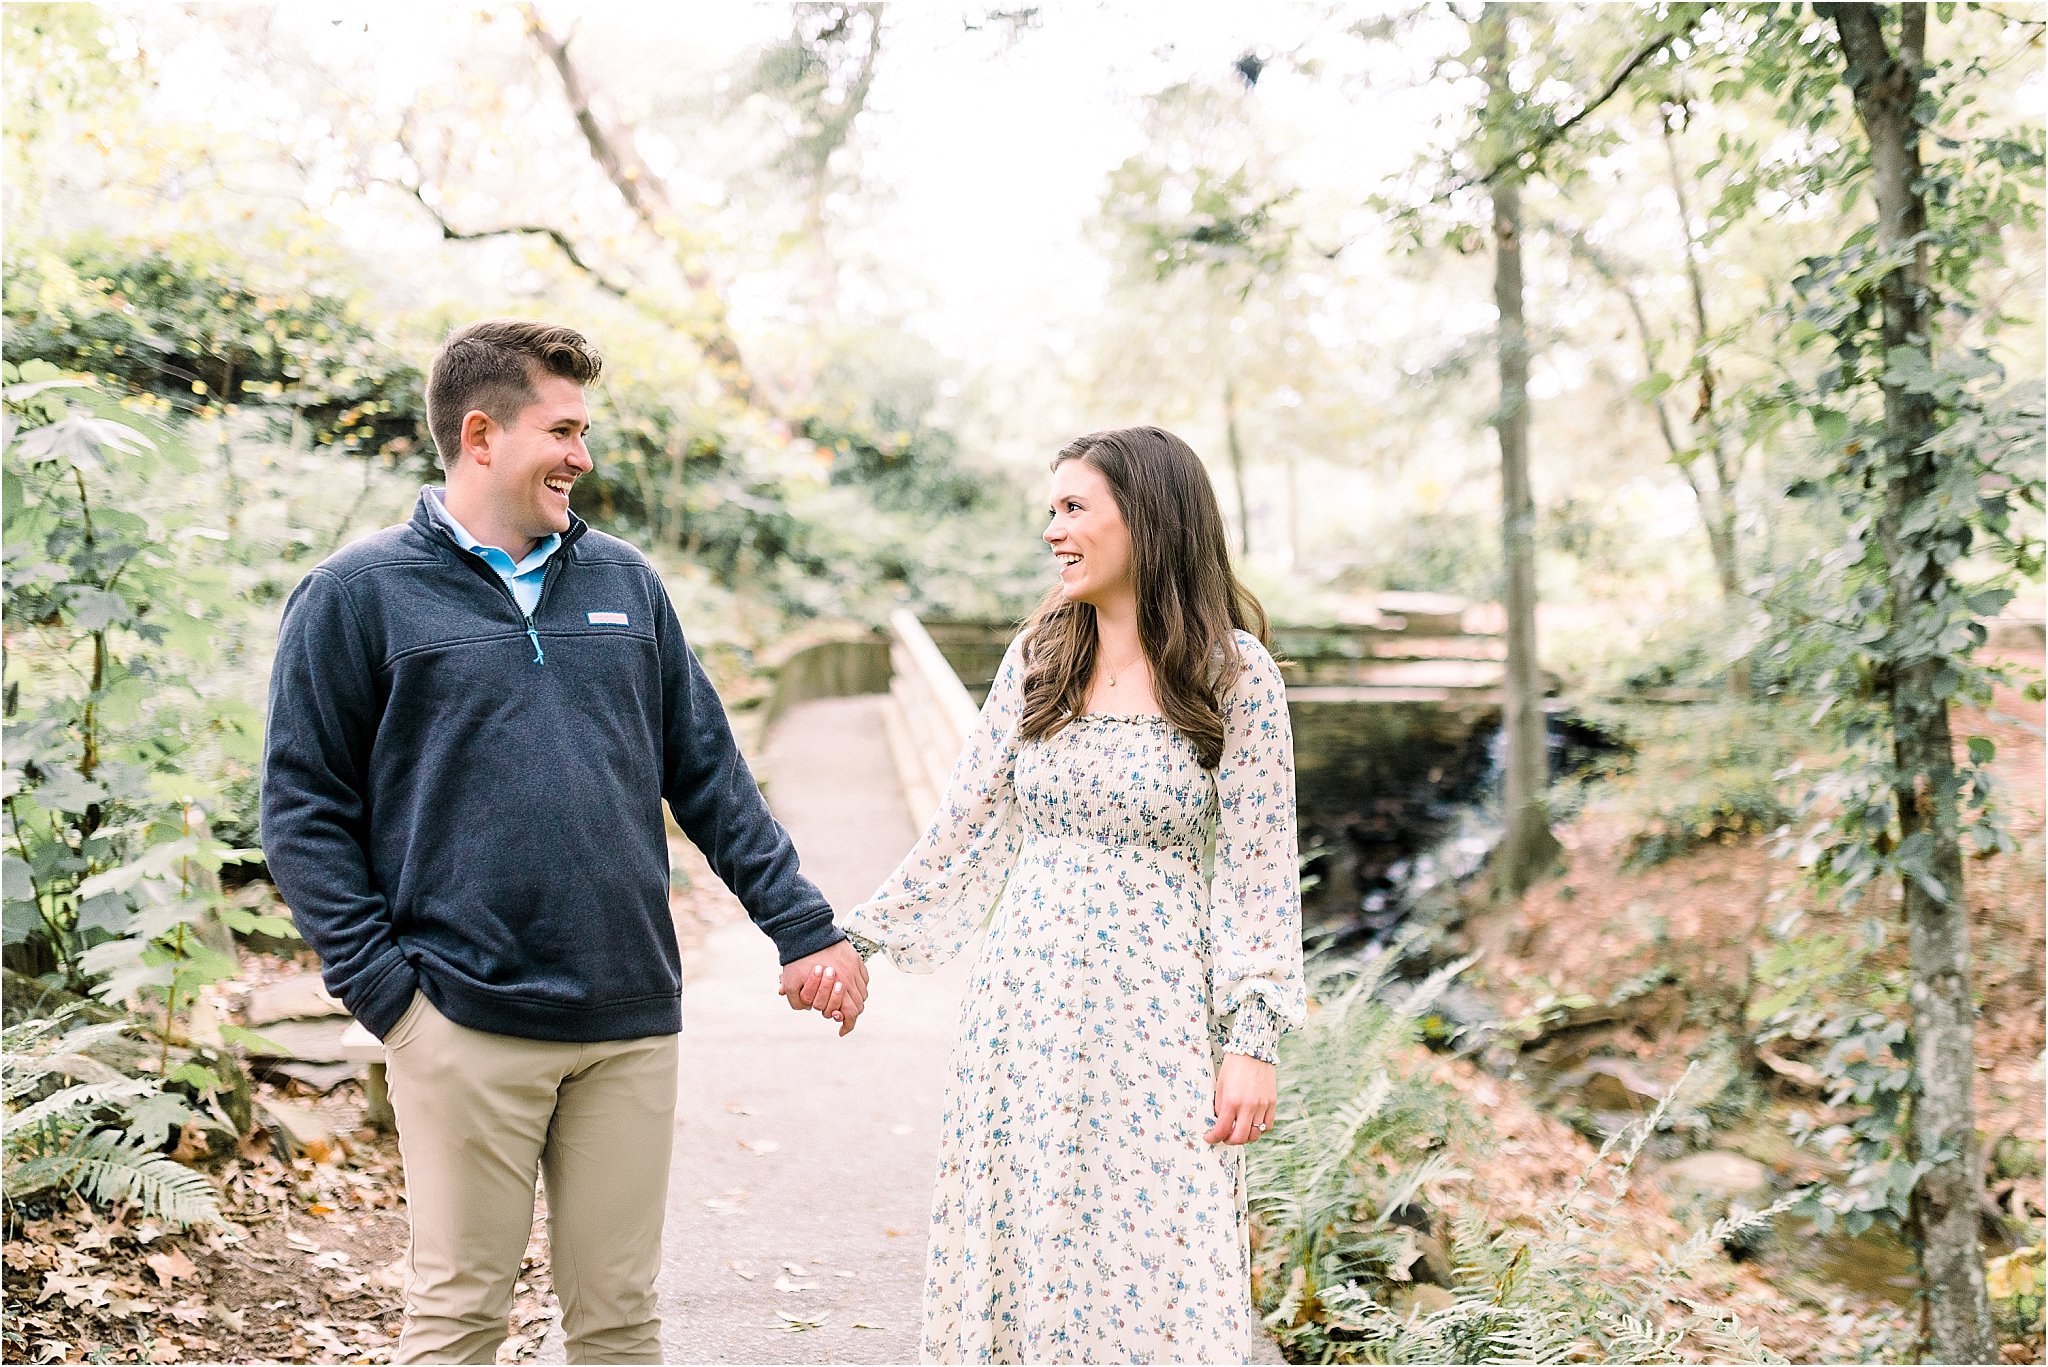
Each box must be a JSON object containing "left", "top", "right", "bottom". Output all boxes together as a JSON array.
[{"left": 426, "top": 319, "right": 604, "bottom": 469}]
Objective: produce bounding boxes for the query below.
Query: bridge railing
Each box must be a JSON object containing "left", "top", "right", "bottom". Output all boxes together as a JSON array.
[
  {"left": 758, "top": 631, "right": 892, "bottom": 732},
  {"left": 882, "top": 609, "right": 981, "bottom": 822}
]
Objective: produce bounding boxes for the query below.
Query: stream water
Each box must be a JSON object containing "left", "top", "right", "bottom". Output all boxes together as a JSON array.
[{"left": 1294, "top": 705, "right": 1617, "bottom": 944}]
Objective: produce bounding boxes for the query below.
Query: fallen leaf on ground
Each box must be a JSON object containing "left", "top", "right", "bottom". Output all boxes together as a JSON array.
[
  {"left": 729, "top": 1260, "right": 757, "bottom": 1281},
  {"left": 776, "top": 1311, "right": 828, "bottom": 1331},
  {"left": 773, "top": 1273, "right": 814, "bottom": 1293},
  {"left": 37, "top": 1272, "right": 108, "bottom": 1308},
  {"left": 853, "top": 1321, "right": 885, "bottom": 1330},
  {"left": 169, "top": 1122, "right": 213, "bottom": 1165},
  {"left": 144, "top": 1247, "right": 199, "bottom": 1287},
  {"left": 739, "top": 1138, "right": 781, "bottom": 1155}
]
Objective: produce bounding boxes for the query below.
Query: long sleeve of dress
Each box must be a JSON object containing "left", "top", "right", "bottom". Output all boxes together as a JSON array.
[
  {"left": 843, "top": 636, "right": 1027, "bottom": 971},
  {"left": 1211, "top": 634, "right": 1308, "bottom": 1058}
]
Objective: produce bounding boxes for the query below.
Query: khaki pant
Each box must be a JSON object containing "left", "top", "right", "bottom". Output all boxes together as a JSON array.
[{"left": 382, "top": 991, "right": 679, "bottom": 1364}]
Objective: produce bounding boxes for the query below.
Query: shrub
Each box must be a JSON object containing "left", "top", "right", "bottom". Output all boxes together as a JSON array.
[
  {"left": 1253, "top": 956, "right": 1790, "bottom": 1364},
  {"left": 1579, "top": 703, "right": 1797, "bottom": 870},
  {"left": 2, "top": 1011, "right": 222, "bottom": 1230},
  {"left": 2, "top": 238, "right": 427, "bottom": 463},
  {"left": 2, "top": 363, "right": 286, "bottom": 1027},
  {"left": 1249, "top": 950, "right": 1466, "bottom": 1341},
  {"left": 1987, "top": 1241, "right": 2045, "bottom": 1347}
]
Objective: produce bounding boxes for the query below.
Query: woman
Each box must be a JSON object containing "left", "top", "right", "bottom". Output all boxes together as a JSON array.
[{"left": 806, "top": 426, "right": 1304, "bottom": 1363}]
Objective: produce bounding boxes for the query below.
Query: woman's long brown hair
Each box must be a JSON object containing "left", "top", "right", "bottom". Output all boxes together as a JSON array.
[{"left": 1018, "top": 426, "right": 1270, "bottom": 770}]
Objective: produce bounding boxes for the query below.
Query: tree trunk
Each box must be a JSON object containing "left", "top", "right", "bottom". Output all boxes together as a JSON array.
[
  {"left": 1481, "top": 3, "right": 1559, "bottom": 899},
  {"left": 670, "top": 436, "right": 690, "bottom": 554},
  {"left": 1659, "top": 111, "right": 1749, "bottom": 696},
  {"left": 1284, "top": 452, "right": 1300, "bottom": 570},
  {"left": 1223, "top": 378, "right": 1252, "bottom": 560},
  {"left": 1820, "top": 5, "right": 1994, "bottom": 1360},
  {"left": 522, "top": 5, "right": 761, "bottom": 411}
]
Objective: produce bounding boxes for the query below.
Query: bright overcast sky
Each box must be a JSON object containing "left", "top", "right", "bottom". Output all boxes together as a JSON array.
[{"left": 126, "top": 1, "right": 1459, "bottom": 367}]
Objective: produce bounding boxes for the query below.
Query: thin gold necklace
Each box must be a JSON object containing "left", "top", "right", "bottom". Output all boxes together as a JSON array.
[{"left": 1102, "top": 649, "right": 1146, "bottom": 688}]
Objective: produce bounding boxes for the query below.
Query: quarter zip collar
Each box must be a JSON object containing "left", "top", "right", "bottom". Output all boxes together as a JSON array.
[
  {"left": 409, "top": 489, "right": 585, "bottom": 666},
  {"left": 409, "top": 487, "right": 588, "bottom": 559}
]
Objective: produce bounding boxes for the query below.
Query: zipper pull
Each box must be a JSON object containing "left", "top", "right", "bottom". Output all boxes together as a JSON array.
[{"left": 525, "top": 617, "right": 545, "bottom": 666}]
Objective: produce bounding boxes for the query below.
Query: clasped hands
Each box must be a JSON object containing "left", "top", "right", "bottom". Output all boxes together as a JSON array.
[{"left": 778, "top": 940, "right": 869, "bottom": 1035}]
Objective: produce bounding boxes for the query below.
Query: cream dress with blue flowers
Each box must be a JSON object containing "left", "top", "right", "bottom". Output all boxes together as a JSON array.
[{"left": 844, "top": 630, "right": 1306, "bottom": 1364}]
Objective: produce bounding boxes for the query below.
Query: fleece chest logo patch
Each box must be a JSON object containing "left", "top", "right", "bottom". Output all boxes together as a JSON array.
[{"left": 587, "top": 611, "right": 630, "bottom": 626}]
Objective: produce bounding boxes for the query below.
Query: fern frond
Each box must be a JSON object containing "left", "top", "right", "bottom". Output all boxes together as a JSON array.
[
  {"left": 4, "top": 1076, "right": 156, "bottom": 1134},
  {"left": 1373, "top": 1152, "right": 1467, "bottom": 1228},
  {"left": 5, "top": 1129, "right": 221, "bottom": 1227},
  {"left": 1, "top": 1019, "right": 135, "bottom": 1101}
]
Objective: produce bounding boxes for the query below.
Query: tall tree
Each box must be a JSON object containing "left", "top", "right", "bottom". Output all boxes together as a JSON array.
[
  {"left": 737, "top": 3, "right": 885, "bottom": 321},
  {"left": 1370, "top": 3, "right": 1697, "bottom": 892},
  {"left": 1812, "top": 5, "right": 1992, "bottom": 1356},
  {"left": 521, "top": 5, "right": 763, "bottom": 411},
  {"left": 1476, "top": 4, "right": 1560, "bottom": 897},
  {"left": 1552, "top": 98, "right": 1752, "bottom": 698},
  {"left": 1708, "top": 2, "right": 2043, "bottom": 1355}
]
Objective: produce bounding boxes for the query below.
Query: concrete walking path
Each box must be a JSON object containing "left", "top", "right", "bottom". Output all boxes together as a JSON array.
[{"left": 544, "top": 694, "right": 968, "bottom": 1363}]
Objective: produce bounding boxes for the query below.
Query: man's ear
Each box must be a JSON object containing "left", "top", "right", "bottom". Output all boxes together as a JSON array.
[{"left": 460, "top": 408, "right": 494, "bottom": 467}]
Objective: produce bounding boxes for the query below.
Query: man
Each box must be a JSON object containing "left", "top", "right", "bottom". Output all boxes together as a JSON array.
[{"left": 261, "top": 318, "right": 867, "bottom": 1364}]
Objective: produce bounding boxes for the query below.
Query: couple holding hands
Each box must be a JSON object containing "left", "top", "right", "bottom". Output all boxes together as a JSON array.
[{"left": 262, "top": 318, "right": 1304, "bottom": 1365}]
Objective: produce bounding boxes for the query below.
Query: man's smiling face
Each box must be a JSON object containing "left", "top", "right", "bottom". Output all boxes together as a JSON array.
[{"left": 465, "top": 371, "right": 592, "bottom": 558}]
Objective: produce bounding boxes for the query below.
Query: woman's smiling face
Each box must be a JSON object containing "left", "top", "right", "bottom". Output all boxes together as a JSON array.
[{"left": 1043, "top": 457, "right": 1134, "bottom": 609}]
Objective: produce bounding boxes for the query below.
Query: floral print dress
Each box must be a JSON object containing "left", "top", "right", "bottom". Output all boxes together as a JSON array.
[{"left": 844, "top": 630, "right": 1307, "bottom": 1364}]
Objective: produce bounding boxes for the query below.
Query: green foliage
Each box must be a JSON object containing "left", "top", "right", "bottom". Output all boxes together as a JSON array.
[
  {"left": 1310, "top": 1193, "right": 1788, "bottom": 1364},
  {"left": 2, "top": 6, "right": 132, "bottom": 187},
  {"left": 1749, "top": 912, "right": 1919, "bottom": 1238},
  {"left": 742, "top": 3, "right": 882, "bottom": 189},
  {"left": 2, "top": 238, "right": 429, "bottom": 464},
  {"left": 1331, "top": 508, "right": 1504, "bottom": 604},
  {"left": 1261, "top": 1042, "right": 1789, "bottom": 1364},
  {"left": 1249, "top": 950, "right": 1466, "bottom": 1337},
  {"left": 799, "top": 404, "right": 991, "bottom": 517},
  {"left": 1101, "top": 78, "right": 1301, "bottom": 290},
  {"left": 1, "top": 363, "right": 278, "bottom": 1023},
  {"left": 1581, "top": 704, "right": 1797, "bottom": 870},
  {"left": 2, "top": 1011, "right": 221, "bottom": 1229}
]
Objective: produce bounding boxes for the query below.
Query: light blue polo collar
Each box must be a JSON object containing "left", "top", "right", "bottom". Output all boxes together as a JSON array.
[{"left": 423, "top": 487, "right": 561, "bottom": 577}]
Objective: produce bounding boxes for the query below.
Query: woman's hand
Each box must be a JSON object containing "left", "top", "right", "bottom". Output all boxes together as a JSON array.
[
  {"left": 778, "top": 941, "right": 870, "bottom": 1035},
  {"left": 1206, "top": 1053, "right": 1277, "bottom": 1145}
]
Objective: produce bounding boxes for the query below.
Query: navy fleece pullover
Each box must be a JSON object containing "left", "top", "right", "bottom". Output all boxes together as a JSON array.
[{"left": 259, "top": 493, "right": 841, "bottom": 1042}]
